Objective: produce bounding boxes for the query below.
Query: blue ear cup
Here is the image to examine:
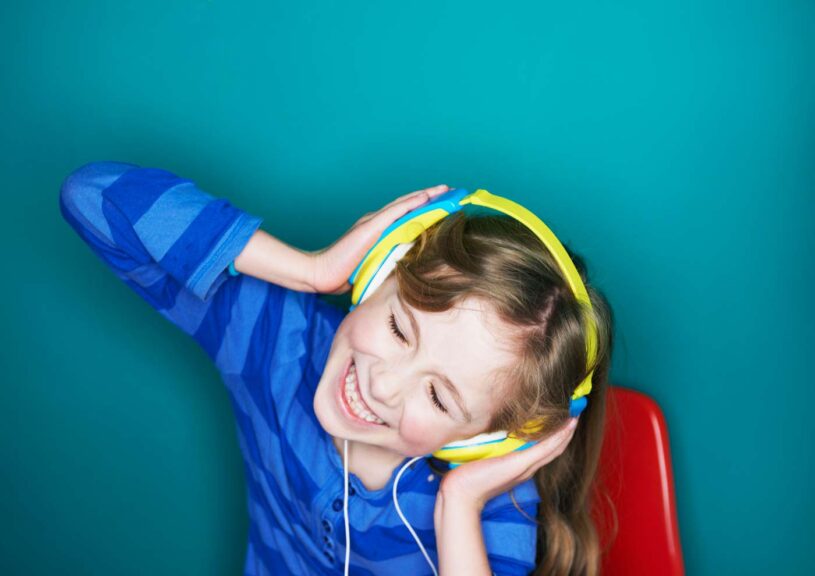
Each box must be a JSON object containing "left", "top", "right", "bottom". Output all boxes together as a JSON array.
[{"left": 570, "top": 396, "right": 588, "bottom": 418}]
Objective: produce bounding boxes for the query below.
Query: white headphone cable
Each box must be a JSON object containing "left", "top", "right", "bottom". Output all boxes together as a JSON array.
[
  {"left": 343, "top": 439, "right": 351, "bottom": 576},
  {"left": 393, "top": 456, "right": 439, "bottom": 576}
]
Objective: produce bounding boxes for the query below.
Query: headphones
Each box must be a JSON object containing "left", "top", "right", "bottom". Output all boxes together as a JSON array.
[{"left": 347, "top": 188, "right": 597, "bottom": 467}]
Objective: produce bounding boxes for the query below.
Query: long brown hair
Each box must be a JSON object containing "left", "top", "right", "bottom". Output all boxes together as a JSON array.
[{"left": 394, "top": 211, "right": 615, "bottom": 575}]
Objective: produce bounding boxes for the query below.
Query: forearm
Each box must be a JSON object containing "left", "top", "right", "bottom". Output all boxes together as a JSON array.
[
  {"left": 434, "top": 491, "right": 493, "bottom": 576},
  {"left": 233, "top": 229, "right": 316, "bottom": 292}
]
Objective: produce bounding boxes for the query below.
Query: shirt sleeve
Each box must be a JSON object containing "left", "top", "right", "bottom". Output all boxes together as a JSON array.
[
  {"left": 481, "top": 480, "right": 541, "bottom": 576},
  {"left": 59, "top": 160, "right": 273, "bottom": 368}
]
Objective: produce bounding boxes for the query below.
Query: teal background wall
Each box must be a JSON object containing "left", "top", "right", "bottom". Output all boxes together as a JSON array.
[{"left": 1, "top": 1, "right": 812, "bottom": 574}]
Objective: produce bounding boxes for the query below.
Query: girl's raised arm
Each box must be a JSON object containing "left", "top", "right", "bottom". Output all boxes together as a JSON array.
[
  {"left": 60, "top": 161, "right": 274, "bottom": 368},
  {"left": 231, "top": 180, "right": 451, "bottom": 294}
]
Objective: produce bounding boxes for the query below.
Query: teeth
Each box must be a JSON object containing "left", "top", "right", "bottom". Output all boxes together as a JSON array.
[{"left": 343, "top": 362, "right": 384, "bottom": 425}]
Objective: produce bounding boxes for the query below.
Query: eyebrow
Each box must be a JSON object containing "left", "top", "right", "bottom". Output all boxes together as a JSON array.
[{"left": 396, "top": 293, "right": 473, "bottom": 423}]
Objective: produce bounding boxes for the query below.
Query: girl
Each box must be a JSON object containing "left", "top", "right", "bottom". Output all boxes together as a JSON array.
[{"left": 60, "top": 161, "right": 613, "bottom": 575}]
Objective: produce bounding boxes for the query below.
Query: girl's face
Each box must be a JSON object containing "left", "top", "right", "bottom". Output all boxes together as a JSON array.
[{"left": 314, "top": 275, "right": 518, "bottom": 460}]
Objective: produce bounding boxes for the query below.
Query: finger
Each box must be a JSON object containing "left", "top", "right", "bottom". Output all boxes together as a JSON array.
[
  {"left": 330, "top": 185, "right": 451, "bottom": 274},
  {"left": 350, "top": 186, "right": 448, "bottom": 231},
  {"left": 369, "top": 185, "right": 449, "bottom": 230},
  {"left": 377, "top": 184, "right": 449, "bottom": 214},
  {"left": 523, "top": 432, "right": 575, "bottom": 474},
  {"left": 398, "top": 184, "right": 450, "bottom": 202},
  {"left": 504, "top": 420, "right": 579, "bottom": 472}
]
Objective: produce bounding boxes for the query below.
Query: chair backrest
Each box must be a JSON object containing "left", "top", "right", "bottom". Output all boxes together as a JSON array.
[{"left": 591, "top": 386, "right": 685, "bottom": 576}]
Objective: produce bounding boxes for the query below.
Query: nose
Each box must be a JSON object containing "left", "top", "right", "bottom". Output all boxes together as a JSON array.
[{"left": 368, "top": 366, "right": 405, "bottom": 409}]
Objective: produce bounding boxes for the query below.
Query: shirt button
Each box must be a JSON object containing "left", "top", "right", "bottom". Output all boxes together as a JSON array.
[
  {"left": 323, "top": 535, "right": 334, "bottom": 549},
  {"left": 332, "top": 498, "right": 343, "bottom": 511},
  {"left": 324, "top": 550, "right": 334, "bottom": 563},
  {"left": 322, "top": 519, "right": 332, "bottom": 533}
]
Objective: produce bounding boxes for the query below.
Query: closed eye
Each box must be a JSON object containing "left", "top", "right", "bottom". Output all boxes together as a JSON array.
[
  {"left": 388, "top": 312, "right": 408, "bottom": 343},
  {"left": 388, "top": 312, "right": 449, "bottom": 414},
  {"left": 429, "top": 383, "right": 448, "bottom": 413}
]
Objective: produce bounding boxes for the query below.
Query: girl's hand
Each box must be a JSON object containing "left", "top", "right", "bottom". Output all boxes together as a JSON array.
[
  {"left": 308, "top": 184, "right": 450, "bottom": 294},
  {"left": 438, "top": 418, "right": 579, "bottom": 511}
]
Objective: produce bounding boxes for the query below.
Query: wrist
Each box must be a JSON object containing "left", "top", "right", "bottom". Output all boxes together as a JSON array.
[
  {"left": 438, "top": 475, "right": 490, "bottom": 514},
  {"left": 436, "top": 487, "right": 485, "bottom": 516}
]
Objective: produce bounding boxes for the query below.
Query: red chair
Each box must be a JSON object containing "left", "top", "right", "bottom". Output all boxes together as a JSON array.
[{"left": 591, "top": 387, "right": 685, "bottom": 575}]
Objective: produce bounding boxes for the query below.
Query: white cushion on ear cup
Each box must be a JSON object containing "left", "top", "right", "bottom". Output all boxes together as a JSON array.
[
  {"left": 358, "top": 241, "right": 415, "bottom": 304},
  {"left": 441, "top": 430, "right": 509, "bottom": 449}
]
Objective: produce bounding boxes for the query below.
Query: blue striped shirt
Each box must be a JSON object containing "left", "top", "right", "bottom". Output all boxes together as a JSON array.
[{"left": 59, "top": 161, "right": 541, "bottom": 575}]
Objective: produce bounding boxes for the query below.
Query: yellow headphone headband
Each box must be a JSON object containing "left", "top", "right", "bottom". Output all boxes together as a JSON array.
[{"left": 462, "top": 190, "right": 597, "bottom": 401}]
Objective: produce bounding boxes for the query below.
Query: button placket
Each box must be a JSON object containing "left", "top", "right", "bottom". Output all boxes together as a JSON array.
[
  {"left": 321, "top": 518, "right": 332, "bottom": 533},
  {"left": 319, "top": 481, "right": 359, "bottom": 567}
]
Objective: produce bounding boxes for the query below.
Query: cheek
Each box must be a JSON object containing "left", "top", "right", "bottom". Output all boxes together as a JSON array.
[
  {"left": 398, "top": 412, "right": 449, "bottom": 454},
  {"left": 340, "top": 313, "right": 385, "bottom": 353}
]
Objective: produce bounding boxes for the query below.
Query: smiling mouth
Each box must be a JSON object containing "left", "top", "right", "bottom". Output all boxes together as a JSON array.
[{"left": 342, "top": 361, "right": 385, "bottom": 425}]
